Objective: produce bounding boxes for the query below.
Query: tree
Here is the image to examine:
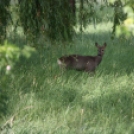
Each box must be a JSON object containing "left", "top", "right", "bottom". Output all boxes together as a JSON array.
[
  {"left": 19, "top": 0, "right": 76, "bottom": 41},
  {"left": 0, "top": 0, "right": 134, "bottom": 44},
  {"left": 0, "top": 0, "right": 11, "bottom": 43},
  {"left": 110, "top": 0, "right": 134, "bottom": 37}
]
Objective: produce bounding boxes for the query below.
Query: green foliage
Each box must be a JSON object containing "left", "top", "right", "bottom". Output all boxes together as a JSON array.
[
  {"left": 0, "top": 41, "right": 20, "bottom": 70},
  {"left": 0, "top": 0, "right": 134, "bottom": 44},
  {"left": 77, "top": 0, "right": 113, "bottom": 31},
  {"left": 112, "top": 0, "right": 127, "bottom": 33},
  {"left": 0, "top": 0, "right": 11, "bottom": 43},
  {"left": 0, "top": 41, "right": 35, "bottom": 121},
  {"left": 78, "top": 0, "right": 98, "bottom": 31},
  {"left": 110, "top": 0, "right": 134, "bottom": 37},
  {"left": 0, "top": 41, "right": 36, "bottom": 73},
  {"left": 19, "top": 0, "right": 75, "bottom": 41},
  {"left": 116, "top": 5, "right": 134, "bottom": 37}
]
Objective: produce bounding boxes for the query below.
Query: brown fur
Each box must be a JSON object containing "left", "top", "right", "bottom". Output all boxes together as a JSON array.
[{"left": 57, "top": 42, "right": 107, "bottom": 73}]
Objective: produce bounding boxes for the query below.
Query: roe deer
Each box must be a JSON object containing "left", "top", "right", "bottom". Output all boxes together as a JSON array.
[{"left": 57, "top": 42, "right": 107, "bottom": 73}]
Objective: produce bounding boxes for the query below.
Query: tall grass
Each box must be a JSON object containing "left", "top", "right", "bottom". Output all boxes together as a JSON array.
[{"left": 0, "top": 22, "right": 134, "bottom": 134}]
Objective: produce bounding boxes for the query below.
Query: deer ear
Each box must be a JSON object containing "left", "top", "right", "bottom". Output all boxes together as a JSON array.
[
  {"left": 95, "top": 42, "right": 98, "bottom": 47},
  {"left": 104, "top": 43, "right": 107, "bottom": 47}
]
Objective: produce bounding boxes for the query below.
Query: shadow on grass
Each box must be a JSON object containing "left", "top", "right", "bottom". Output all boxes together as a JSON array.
[{"left": 83, "top": 87, "right": 133, "bottom": 122}]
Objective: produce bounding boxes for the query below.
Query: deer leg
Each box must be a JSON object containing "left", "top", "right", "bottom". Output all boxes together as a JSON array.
[{"left": 85, "top": 67, "right": 96, "bottom": 76}]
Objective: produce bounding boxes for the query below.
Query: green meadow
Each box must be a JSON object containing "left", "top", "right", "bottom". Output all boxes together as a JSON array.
[{"left": 0, "top": 21, "right": 134, "bottom": 133}]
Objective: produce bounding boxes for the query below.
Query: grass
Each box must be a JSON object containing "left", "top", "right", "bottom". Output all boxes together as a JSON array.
[{"left": 0, "top": 22, "right": 134, "bottom": 134}]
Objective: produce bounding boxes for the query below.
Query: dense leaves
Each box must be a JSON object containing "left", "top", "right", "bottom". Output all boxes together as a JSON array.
[
  {"left": 0, "top": 41, "right": 35, "bottom": 118},
  {"left": 0, "top": 41, "right": 36, "bottom": 72},
  {"left": 110, "top": 0, "right": 134, "bottom": 37},
  {"left": 19, "top": 0, "right": 76, "bottom": 41},
  {"left": 0, "top": 0, "right": 11, "bottom": 43},
  {"left": 0, "top": 0, "right": 134, "bottom": 43},
  {"left": 112, "top": 0, "right": 127, "bottom": 33}
]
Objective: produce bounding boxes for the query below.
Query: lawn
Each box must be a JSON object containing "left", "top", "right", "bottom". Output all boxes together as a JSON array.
[{"left": 0, "top": 21, "right": 134, "bottom": 134}]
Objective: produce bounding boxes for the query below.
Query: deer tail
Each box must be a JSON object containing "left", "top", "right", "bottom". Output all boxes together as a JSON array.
[{"left": 57, "top": 58, "right": 63, "bottom": 65}]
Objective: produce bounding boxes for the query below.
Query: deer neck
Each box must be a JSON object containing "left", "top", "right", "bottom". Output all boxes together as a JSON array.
[{"left": 95, "top": 54, "right": 102, "bottom": 65}]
